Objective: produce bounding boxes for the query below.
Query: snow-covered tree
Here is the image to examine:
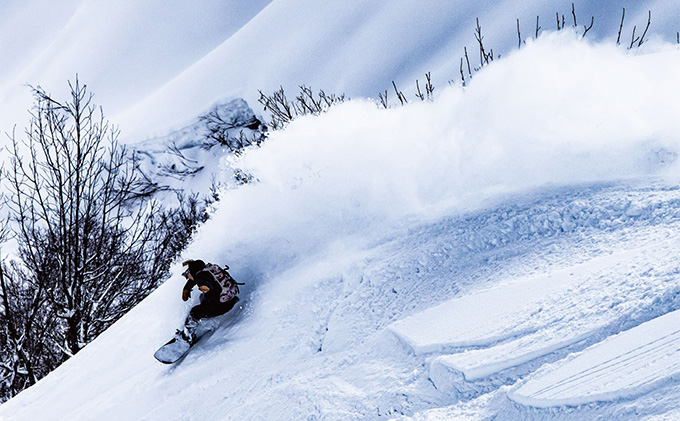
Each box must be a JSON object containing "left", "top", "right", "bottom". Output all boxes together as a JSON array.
[{"left": 5, "top": 78, "right": 165, "bottom": 359}]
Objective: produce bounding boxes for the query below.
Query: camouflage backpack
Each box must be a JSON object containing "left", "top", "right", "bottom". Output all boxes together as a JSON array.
[{"left": 205, "top": 263, "right": 244, "bottom": 303}]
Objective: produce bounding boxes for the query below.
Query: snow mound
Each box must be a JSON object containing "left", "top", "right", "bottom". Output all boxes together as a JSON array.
[{"left": 510, "top": 310, "right": 680, "bottom": 408}]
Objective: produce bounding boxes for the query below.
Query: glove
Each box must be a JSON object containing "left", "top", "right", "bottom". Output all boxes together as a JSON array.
[
  {"left": 182, "top": 289, "right": 191, "bottom": 301},
  {"left": 198, "top": 285, "right": 210, "bottom": 293}
]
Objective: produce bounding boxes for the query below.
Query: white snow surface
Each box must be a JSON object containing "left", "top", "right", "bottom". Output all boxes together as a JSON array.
[
  {"left": 3, "top": 7, "right": 680, "bottom": 421},
  {"left": 2, "top": 0, "right": 680, "bottom": 140},
  {"left": 510, "top": 310, "right": 680, "bottom": 408}
]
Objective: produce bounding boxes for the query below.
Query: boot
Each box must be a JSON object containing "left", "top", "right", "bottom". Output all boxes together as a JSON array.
[{"left": 181, "top": 315, "right": 199, "bottom": 344}]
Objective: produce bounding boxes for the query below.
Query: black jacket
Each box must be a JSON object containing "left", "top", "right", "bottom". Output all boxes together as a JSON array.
[{"left": 183, "top": 270, "right": 221, "bottom": 302}]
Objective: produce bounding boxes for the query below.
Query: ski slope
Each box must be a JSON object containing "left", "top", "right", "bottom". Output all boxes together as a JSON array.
[
  {"left": 3, "top": 10, "right": 680, "bottom": 421},
  {"left": 4, "top": 180, "right": 680, "bottom": 420}
]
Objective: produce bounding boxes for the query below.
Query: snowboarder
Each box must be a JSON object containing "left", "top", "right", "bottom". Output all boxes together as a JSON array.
[
  {"left": 179, "top": 259, "right": 239, "bottom": 343},
  {"left": 155, "top": 259, "right": 242, "bottom": 364}
]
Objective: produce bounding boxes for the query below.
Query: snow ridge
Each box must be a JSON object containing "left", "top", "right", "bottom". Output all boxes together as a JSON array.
[{"left": 510, "top": 311, "right": 680, "bottom": 408}]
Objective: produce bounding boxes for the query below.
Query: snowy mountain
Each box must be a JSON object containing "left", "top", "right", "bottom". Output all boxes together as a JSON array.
[
  {"left": 3, "top": 1, "right": 680, "bottom": 420},
  {"left": 2, "top": 1, "right": 678, "bottom": 141}
]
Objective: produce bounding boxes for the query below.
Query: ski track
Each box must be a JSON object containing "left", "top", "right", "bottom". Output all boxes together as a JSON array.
[
  {"left": 509, "top": 311, "right": 680, "bottom": 408},
  {"left": 5, "top": 181, "right": 680, "bottom": 420}
]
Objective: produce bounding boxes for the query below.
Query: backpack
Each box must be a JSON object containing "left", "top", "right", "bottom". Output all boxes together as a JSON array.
[{"left": 205, "top": 263, "right": 244, "bottom": 303}]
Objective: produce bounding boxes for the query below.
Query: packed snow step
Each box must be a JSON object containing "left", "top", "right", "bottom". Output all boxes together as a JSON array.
[
  {"left": 430, "top": 329, "right": 591, "bottom": 384},
  {"left": 388, "top": 273, "right": 565, "bottom": 355},
  {"left": 389, "top": 238, "right": 680, "bottom": 402},
  {"left": 509, "top": 309, "right": 680, "bottom": 408},
  {"left": 388, "top": 245, "right": 650, "bottom": 355}
]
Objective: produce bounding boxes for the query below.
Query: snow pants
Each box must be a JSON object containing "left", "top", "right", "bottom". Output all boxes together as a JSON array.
[{"left": 189, "top": 295, "right": 239, "bottom": 321}]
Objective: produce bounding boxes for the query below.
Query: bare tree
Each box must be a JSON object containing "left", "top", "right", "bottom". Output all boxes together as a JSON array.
[
  {"left": 0, "top": 258, "right": 59, "bottom": 400},
  {"left": 258, "top": 85, "right": 345, "bottom": 130},
  {"left": 199, "top": 106, "right": 264, "bottom": 154},
  {"left": 6, "top": 77, "right": 165, "bottom": 358}
]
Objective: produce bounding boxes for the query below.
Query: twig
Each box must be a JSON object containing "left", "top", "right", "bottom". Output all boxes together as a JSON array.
[
  {"left": 464, "top": 47, "right": 472, "bottom": 76},
  {"left": 517, "top": 19, "right": 522, "bottom": 49},
  {"left": 571, "top": 3, "right": 577, "bottom": 27},
  {"left": 628, "top": 10, "right": 651, "bottom": 49},
  {"left": 378, "top": 90, "right": 388, "bottom": 109},
  {"left": 637, "top": 11, "right": 651, "bottom": 47},
  {"left": 617, "top": 8, "right": 625, "bottom": 45},
  {"left": 415, "top": 80, "right": 424, "bottom": 101},
  {"left": 536, "top": 16, "right": 541, "bottom": 38},
  {"left": 392, "top": 81, "right": 407, "bottom": 106},
  {"left": 425, "top": 72, "right": 434, "bottom": 101},
  {"left": 583, "top": 16, "right": 594, "bottom": 38},
  {"left": 629, "top": 26, "right": 639, "bottom": 49},
  {"left": 474, "top": 18, "right": 486, "bottom": 66}
]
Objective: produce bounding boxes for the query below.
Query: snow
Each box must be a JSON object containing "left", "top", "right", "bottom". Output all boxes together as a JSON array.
[
  {"left": 0, "top": 0, "right": 272, "bottom": 137},
  {"left": 3, "top": 2, "right": 680, "bottom": 420},
  {"left": 130, "top": 97, "right": 261, "bottom": 197},
  {"left": 394, "top": 226, "right": 680, "bottom": 393},
  {"left": 3, "top": 1, "right": 679, "bottom": 140},
  {"left": 510, "top": 310, "right": 680, "bottom": 408}
]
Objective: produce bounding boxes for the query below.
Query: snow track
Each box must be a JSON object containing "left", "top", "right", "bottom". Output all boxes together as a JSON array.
[
  {"left": 510, "top": 310, "right": 680, "bottom": 407},
  {"left": 391, "top": 236, "right": 680, "bottom": 390}
]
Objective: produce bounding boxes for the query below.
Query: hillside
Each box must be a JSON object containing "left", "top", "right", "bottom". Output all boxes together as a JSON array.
[
  {"left": 1, "top": 30, "right": 680, "bottom": 419},
  {"left": 2, "top": 1, "right": 678, "bottom": 141}
]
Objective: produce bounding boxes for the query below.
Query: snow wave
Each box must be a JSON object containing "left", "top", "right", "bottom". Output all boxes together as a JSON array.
[{"left": 201, "top": 33, "right": 680, "bottom": 279}]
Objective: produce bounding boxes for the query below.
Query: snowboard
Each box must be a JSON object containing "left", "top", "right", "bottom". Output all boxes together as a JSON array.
[
  {"left": 154, "top": 319, "right": 219, "bottom": 364},
  {"left": 155, "top": 297, "right": 245, "bottom": 364},
  {"left": 154, "top": 335, "right": 194, "bottom": 364}
]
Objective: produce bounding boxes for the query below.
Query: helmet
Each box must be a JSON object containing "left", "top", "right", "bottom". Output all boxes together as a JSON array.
[{"left": 182, "top": 259, "right": 206, "bottom": 277}]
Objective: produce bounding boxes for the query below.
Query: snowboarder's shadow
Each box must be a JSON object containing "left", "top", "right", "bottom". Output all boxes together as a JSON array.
[
  {"left": 203, "top": 298, "right": 249, "bottom": 347},
  {"left": 165, "top": 298, "right": 249, "bottom": 369}
]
